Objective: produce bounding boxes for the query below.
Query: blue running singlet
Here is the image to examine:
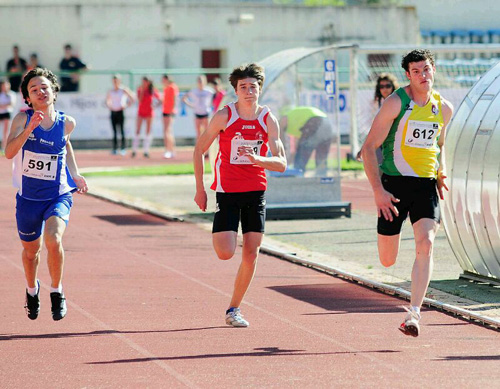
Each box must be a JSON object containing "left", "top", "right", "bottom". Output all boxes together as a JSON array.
[{"left": 12, "top": 109, "right": 76, "bottom": 201}]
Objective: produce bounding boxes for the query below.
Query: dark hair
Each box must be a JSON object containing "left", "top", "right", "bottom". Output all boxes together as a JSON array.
[
  {"left": 401, "top": 49, "right": 435, "bottom": 72},
  {"left": 142, "top": 76, "right": 153, "bottom": 94},
  {"left": 64, "top": 44, "right": 72, "bottom": 50},
  {"left": 374, "top": 73, "right": 399, "bottom": 106},
  {"left": 21, "top": 68, "right": 60, "bottom": 107},
  {"left": 163, "top": 74, "right": 169, "bottom": 81},
  {"left": 229, "top": 63, "right": 265, "bottom": 91}
]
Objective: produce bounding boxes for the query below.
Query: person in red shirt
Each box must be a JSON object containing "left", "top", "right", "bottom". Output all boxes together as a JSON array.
[
  {"left": 193, "top": 63, "right": 287, "bottom": 327},
  {"left": 133, "top": 77, "right": 161, "bottom": 158},
  {"left": 161, "top": 74, "right": 179, "bottom": 159},
  {"left": 211, "top": 77, "right": 226, "bottom": 113}
]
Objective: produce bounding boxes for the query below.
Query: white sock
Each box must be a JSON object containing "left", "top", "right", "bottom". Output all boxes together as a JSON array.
[
  {"left": 27, "top": 284, "right": 39, "bottom": 297},
  {"left": 411, "top": 305, "right": 421, "bottom": 316},
  {"left": 144, "top": 134, "right": 152, "bottom": 153},
  {"left": 50, "top": 285, "right": 63, "bottom": 294},
  {"left": 132, "top": 134, "right": 141, "bottom": 152}
]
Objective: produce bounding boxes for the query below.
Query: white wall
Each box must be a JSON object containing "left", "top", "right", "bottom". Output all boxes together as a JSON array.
[
  {"left": 402, "top": 0, "right": 500, "bottom": 30},
  {"left": 0, "top": 3, "right": 419, "bottom": 87}
]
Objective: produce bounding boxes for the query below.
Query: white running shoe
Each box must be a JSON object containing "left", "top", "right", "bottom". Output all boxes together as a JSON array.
[
  {"left": 399, "top": 306, "right": 421, "bottom": 337},
  {"left": 163, "top": 151, "right": 173, "bottom": 159},
  {"left": 225, "top": 307, "right": 249, "bottom": 327}
]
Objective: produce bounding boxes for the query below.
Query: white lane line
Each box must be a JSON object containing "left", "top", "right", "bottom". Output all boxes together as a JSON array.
[
  {"left": 1, "top": 254, "right": 199, "bottom": 389},
  {"left": 84, "top": 224, "right": 405, "bottom": 375}
]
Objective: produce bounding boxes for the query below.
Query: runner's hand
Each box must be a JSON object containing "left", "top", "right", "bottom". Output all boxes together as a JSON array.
[
  {"left": 437, "top": 173, "right": 448, "bottom": 200},
  {"left": 28, "top": 111, "right": 44, "bottom": 131},
  {"left": 73, "top": 174, "right": 88, "bottom": 194},
  {"left": 194, "top": 190, "right": 208, "bottom": 212},
  {"left": 374, "top": 188, "right": 399, "bottom": 222},
  {"left": 239, "top": 145, "right": 259, "bottom": 163}
]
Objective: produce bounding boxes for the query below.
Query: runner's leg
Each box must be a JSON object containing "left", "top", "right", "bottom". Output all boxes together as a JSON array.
[
  {"left": 213, "top": 231, "right": 238, "bottom": 260},
  {"left": 44, "top": 216, "right": 67, "bottom": 289},
  {"left": 229, "top": 232, "right": 263, "bottom": 308},
  {"left": 410, "top": 218, "right": 438, "bottom": 308},
  {"left": 22, "top": 238, "right": 42, "bottom": 289},
  {"left": 378, "top": 234, "right": 401, "bottom": 267}
]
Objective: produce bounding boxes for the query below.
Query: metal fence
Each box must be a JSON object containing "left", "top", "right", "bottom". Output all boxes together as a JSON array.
[{"left": 349, "top": 44, "right": 500, "bottom": 157}]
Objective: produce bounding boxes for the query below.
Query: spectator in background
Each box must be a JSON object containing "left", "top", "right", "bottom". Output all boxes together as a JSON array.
[
  {"left": 280, "top": 106, "right": 334, "bottom": 176},
  {"left": 6, "top": 45, "right": 27, "bottom": 92},
  {"left": 59, "top": 44, "right": 88, "bottom": 92},
  {"left": 212, "top": 77, "right": 226, "bottom": 113},
  {"left": 357, "top": 73, "right": 399, "bottom": 163},
  {"left": 27, "top": 53, "right": 43, "bottom": 71},
  {"left": 162, "top": 74, "right": 179, "bottom": 159},
  {"left": 182, "top": 75, "right": 214, "bottom": 139},
  {"left": 106, "top": 75, "right": 135, "bottom": 156},
  {"left": 133, "top": 77, "right": 161, "bottom": 158},
  {"left": 0, "top": 79, "right": 16, "bottom": 152}
]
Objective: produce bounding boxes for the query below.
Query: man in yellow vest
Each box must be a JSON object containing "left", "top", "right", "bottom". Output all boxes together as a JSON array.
[
  {"left": 280, "top": 106, "right": 334, "bottom": 175},
  {"left": 362, "top": 49, "right": 453, "bottom": 337}
]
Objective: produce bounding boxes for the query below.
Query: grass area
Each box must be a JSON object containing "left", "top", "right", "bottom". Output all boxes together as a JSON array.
[
  {"left": 83, "top": 158, "right": 364, "bottom": 177},
  {"left": 338, "top": 159, "right": 364, "bottom": 171},
  {"left": 84, "top": 162, "right": 212, "bottom": 177}
]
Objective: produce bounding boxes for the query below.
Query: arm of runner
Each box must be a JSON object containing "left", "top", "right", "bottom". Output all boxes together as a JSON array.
[
  {"left": 361, "top": 94, "right": 401, "bottom": 221},
  {"left": 4, "top": 111, "right": 36, "bottom": 159},
  {"left": 182, "top": 92, "right": 194, "bottom": 108},
  {"left": 105, "top": 91, "right": 112, "bottom": 110},
  {"left": 154, "top": 89, "right": 162, "bottom": 107},
  {"left": 124, "top": 87, "right": 136, "bottom": 108},
  {"left": 193, "top": 108, "right": 227, "bottom": 211},
  {"left": 64, "top": 116, "right": 88, "bottom": 194},
  {"left": 436, "top": 98, "right": 454, "bottom": 200},
  {"left": 241, "top": 112, "right": 287, "bottom": 172}
]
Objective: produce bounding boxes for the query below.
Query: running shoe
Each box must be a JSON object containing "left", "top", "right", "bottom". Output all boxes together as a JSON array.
[
  {"left": 399, "top": 306, "right": 421, "bottom": 337},
  {"left": 119, "top": 149, "right": 126, "bottom": 156},
  {"left": 225, "top": 307, "right": 249, "bottom": 327},
  {"left": 144, "top": 152, "right": 150, "bottom": 158},
  {"left": 25, "top": 280, "right": 41, "bottom": 320},
  {"left": 50, "top": 292, "right": 67, "bottom": 321},
  {"left": 163, "top": 151, "right": 173, "bottom": 159}
]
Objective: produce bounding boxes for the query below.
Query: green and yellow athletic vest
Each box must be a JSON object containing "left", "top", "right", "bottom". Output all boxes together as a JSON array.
[
  {"left": 283, "top": 106, "right": 327, "bottom": 138},
  {"left": 380, "top": 88, "right": 444, "bottom": 178}
]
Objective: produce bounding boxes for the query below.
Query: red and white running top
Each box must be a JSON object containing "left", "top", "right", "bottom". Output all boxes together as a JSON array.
[{"left": 211, "top": 102, "right": 270, "bottom": 193}]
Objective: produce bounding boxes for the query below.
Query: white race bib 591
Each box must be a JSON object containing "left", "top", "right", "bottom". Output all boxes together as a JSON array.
[{"left": 22, "top": 150, "right": 58, "bottom": 181}]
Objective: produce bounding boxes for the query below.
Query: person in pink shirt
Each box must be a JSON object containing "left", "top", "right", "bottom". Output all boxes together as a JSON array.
[
  {"left": 133, "top": 77, "right": 161, "bottom": 158},
  {"left": 211, "top": 77, "right": 226, "bottom": 113},
  {"left": 162, "top": 74, "right": 179, "bottom": 159}
]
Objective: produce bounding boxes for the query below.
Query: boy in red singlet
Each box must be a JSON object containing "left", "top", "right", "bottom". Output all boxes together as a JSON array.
[{"left": 193, "top": 63, "right": 287, "bottom": 327}]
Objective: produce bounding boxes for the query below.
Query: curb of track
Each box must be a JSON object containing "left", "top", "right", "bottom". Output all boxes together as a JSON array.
[{"left": 88, "top": 189, "right": 500, "bottom": 331}]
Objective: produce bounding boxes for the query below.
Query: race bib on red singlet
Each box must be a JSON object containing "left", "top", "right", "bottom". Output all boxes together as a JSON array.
[
  {"left": 230, "top": 138, "right": 263, "bottom": 165},
  {"left": 22, "top": 150, "right": 58, "bottom": 181},
  {"left": 405, "top": 120, "right": 440, "bottom": 149}
]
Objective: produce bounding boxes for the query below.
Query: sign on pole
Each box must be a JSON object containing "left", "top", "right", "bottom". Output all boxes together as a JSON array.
[{"left": 324, "top": 59, "right": 336, "bottom": 98}]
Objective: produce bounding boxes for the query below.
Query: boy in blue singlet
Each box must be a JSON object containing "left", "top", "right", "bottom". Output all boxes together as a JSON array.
[{"left": 5, "top": 68, "right": 88, "bottom": 321}]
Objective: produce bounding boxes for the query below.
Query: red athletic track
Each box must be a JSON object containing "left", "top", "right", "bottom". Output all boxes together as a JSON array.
[{"left": 1, "top": 152, "right": 498, "bottom": 388}]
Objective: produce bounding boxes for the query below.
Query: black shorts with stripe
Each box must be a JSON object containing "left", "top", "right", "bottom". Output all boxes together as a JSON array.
[
  {"left": 377, "top": 174, "right": 440, "bottom": 236},
  {"left": 213, "top": 191, "right": 266, "bottom": 234}
]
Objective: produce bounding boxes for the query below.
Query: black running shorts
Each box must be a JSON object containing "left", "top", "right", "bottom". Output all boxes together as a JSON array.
[
  {"left": 377, "top": 174, "right": 440, "bottom": 236},
  {"left": 212, "top": 191, "right": 266, "bottom": 234}
]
